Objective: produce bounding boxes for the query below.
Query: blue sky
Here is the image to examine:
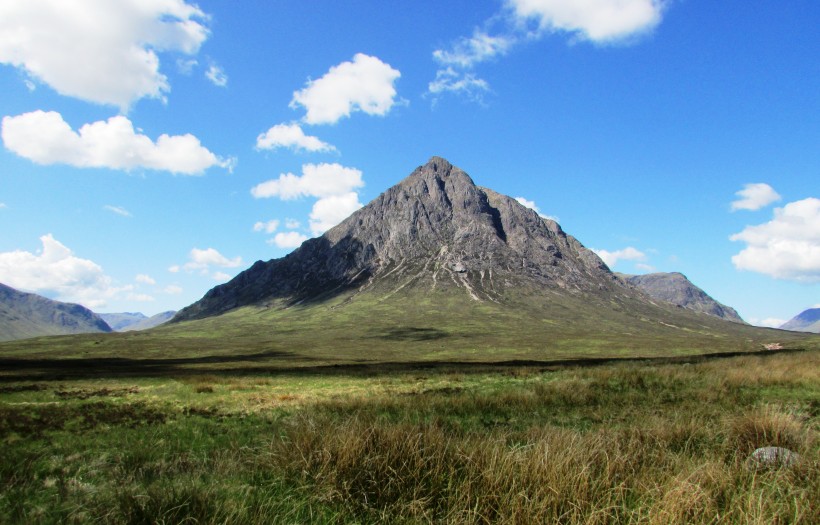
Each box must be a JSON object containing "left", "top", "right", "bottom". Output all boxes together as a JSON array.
[{"left": 0, "top": 0, "right": 817, "bottom": 326}]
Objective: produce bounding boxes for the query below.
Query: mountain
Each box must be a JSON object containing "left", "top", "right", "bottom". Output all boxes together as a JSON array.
[
  {"left": 0, "top": 283, "right": 112, "bottom": 342},
  {"left": 780, "top": 308, "right": 820, "bottom": 333},
  {"left": 99, "top": 311, "right": 176, "bottom": 332},
  {"left": 175, "top": 156, "right": 622, "bottom": 322},
  {"left": 617, "top": 272, "right": 745, "bottom": 323},
  {"left": 99, "top": 312, "right": 147, "bottom": 331}
]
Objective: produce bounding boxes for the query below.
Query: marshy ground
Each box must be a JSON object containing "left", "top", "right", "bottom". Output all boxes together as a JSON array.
[{"left": 0, "top": 348, "right": 817, "bottom": 523}]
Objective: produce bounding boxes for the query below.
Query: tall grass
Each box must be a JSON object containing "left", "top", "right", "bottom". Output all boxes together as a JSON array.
[{"left": 0, "top": 351, "right": 817, "bottom": 523}]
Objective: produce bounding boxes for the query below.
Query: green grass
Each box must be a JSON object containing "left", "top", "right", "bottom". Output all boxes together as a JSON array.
[{"left": 1, "top": 350, "right": 818, "bottom": 523}]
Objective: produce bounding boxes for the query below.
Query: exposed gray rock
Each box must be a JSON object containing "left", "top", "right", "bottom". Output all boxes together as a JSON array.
[
  {"left": 0, "top": 283, "right": 112, "bottom": 341},
  {"left": 174, "top": 156, "right": 622, "bottom": 322},
  {"left": 617, "top": 272, "right": 745, "bottom": 323},
  {"left": 746, "top": 447, "right": 802, "bottom": 470}
]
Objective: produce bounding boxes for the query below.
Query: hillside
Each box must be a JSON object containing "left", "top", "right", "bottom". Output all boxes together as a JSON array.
[
  {"left": 618, "top": 272, "right": 745, "bottom": 323},
  {"left": 99, "top": 311, "right": 176, "bottom": 332},
  {"left": 0, "top": 283, "right": 111, "bottom": 342},
  {"left": 780, "top": 308, "right": 820, "bottom": 333}
]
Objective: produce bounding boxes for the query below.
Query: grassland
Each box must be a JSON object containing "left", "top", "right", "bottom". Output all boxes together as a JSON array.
[{"left": 1, "top": 348, "right": 817, "bottom": 524}]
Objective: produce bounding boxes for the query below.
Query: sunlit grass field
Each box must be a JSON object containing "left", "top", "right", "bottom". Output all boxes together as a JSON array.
[{"left": 1, "top": 349, "right": 817, "bottom": 524}]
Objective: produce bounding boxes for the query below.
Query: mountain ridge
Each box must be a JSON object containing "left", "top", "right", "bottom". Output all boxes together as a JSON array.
[
  {"left": 780, "top": 308, "right": 820, "bottom": 333},
  {"left": 0, "top": 283, "right": 112, "bottom": 342},
  {"left": 174, "top": 156, "right": 626, "bottom": 322},
  {"left": 617, "top": 272, "right": 745, "bottom": 323}
]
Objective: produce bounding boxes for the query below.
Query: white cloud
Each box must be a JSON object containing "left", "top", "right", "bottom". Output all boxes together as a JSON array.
[
  {"left": 135, "top": 274, "right": 156, "bottom": 285},
  {"left": 290, "top": 53, "right": 402, "bottom": 125},
  {"left": 251, "top": 163, "right": 364, "bottom": 200},
  {"left": 593, "top": 246, "right": 646, "bottom": 268},
  {"left": 2, "top": 111, "right": 230, "bottom": 175},
  {"left": 104, "top": 205, "right": 132, "bottom": 217},
  {"left": 434, "top": 30, "right": 514, "bottom": 68},
  {"left": 515, "top": 196, "right": 541, "bottom": 213},
  {"left": 430, "top": 0, "right": 665, "bottom": 100},
  {"left": 428, "top": 67, "right": 491, "bottom": 100},
  {"left": 164, "top": 284, "right": 183, "bottom": 294},
  {"left": 749, "top": 317, "right": 787, "bottom": 329},
  {"left": 182, "top": 247, "right": 242, "bottom": 273},
  {"left": 212, "top": 271, "right": 232, "bottom": 282},
  {"left": 507, "top": 0, "right": 665, "bottom": 43},
  {"left": 268, "top": 231, "right": 309, "bottom": 249},
  {"left": 285, "top": 218, "right": 301, "bottom": 229},
  {"left": 731, "top": 183, "right": 781, "bottom": 211},
  {"left": 168, "top": 265, "right": 181, "bottom": 273},
  {"left": 253, "top": 220, "right": 280, "bottom": 234},
  {"left": 0, "top": 233, "right": 129, "bottom": 308},
  {"left": 205, "top": 63, "right": 228, "bottom": 87},
  {"left": 256, "top": 123, "right": 336, "bottom": 153},
  {"left": 730, "top": 198, "right": 820, "bottom": 282},
  {"left": 177, "top": 58, "right": 198, "bottom": 75},
  {"left": 514, "top": 196, "right": 559, "bottom": 222},
  {"left": 0, "top": 0, "right": 210, "bottom": 109},
  {"left": 310, "top": 192, "right": 363, "bottom": 235},
  {"left": 0, "top": 203, "right": 6, "bottom": 209}
]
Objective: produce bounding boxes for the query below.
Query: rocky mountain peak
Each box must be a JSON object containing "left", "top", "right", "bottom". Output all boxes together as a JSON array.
[{"left": 174, "top": 157, "right": 620, "bottom": 322}]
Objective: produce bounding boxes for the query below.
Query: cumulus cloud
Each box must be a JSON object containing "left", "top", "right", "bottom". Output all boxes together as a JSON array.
[
  {"left": 268, "top": 231, "right": 309, "bottom": 249},
  {"left": 104, "top": 205, "right": 132, "bottom": 217},
  {"left": 593, "top": 246, "right": 646, "bottom": 268},
  {"left": 290, "top": 53, "right": 402, "bottom": 125},
  {"left": 0, "top": 0, "right": 210, "bottom": 109},
  {"left": 256, "top": 123, "right": 336, "bottom": 153},
  {"left": 135, "top": 274, "right": 156, "bottom": 285},
  {"left": 164, "top": 284, "right": 183, "bottom": 295},
  {"left": 309, "top": 192, "right": 363, "bottom": 235},
  {"left": 731, "top": 183, "right": 781, "bottom": 211},
  {"left": 253, "top": 220, "right": 280, "bottom": 234},
  {"left": 212, "top": 271, "right": 232, "bottom": 282},
  {"left": 205, "top": 63, "right": 228, "bottom": 87},
  {"left": 2, "top": 110, "right": 230, "bottom": 175},
  {"left": 182, "top": 247, "right": 242, "bottom": 272},
  {"left": 251, "top": 163, "right": 363, "bottom": 200},
  {"left": 508, "top": 0, "right": 665, "bottom": 43},
  {"left": 730, "top": 198, "right": 820, "bottom": 282},
  {"left": 0, "top": 234, "right": 129, "bottom": 308}
]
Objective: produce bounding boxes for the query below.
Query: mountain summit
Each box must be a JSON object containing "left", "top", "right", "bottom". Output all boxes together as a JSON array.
[{"left": 175, "top": 157, "right": 623, "bottom": 321}]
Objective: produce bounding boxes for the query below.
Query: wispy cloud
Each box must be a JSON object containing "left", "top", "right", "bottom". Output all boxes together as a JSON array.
[
  {"left": 430, "top": 0, "right": 667, "bottom": 101},
  {"left": 104, "top": 205, "right": 132, "bottom": 217}
]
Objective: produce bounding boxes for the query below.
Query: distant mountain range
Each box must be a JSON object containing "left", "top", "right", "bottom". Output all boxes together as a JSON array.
[
  {"left": 780, "top": 308, "right": 820, "bottom": 333},
  {"left": 0, "top": 282, "right": 111, "bottom": 342},
  {"left": 98, "top": 311, "right": 176, "bottom": 332},
  {"left": 617, "top": 272, "right": 745, "bottom": 323}
]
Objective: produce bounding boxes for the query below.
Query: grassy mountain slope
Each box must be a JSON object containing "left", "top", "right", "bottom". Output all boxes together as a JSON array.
[{"left": 0, "top": 283, "right": 111, "bottom": 342}]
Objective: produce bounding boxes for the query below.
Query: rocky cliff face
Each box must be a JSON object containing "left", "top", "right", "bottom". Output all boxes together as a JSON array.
[
  {"left": 0, "top": 283, "right": 112, "bottom": 341},
  {"left": 175, "top": 157, "right": 624, "bottom": 322},
  {"left": 618, "top": 272, "right": 745, "bottom": 323}
]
